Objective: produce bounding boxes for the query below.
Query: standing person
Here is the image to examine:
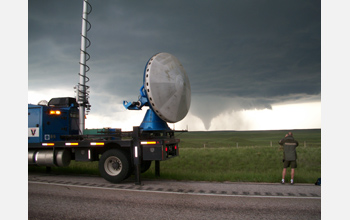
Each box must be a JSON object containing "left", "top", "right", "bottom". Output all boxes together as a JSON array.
[{"left": 279, "top": 132, "right": 299, "bottom": 184}]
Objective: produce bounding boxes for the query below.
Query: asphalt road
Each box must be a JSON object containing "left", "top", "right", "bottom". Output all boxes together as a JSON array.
[{"left": 28, "top": 173, "right": 321, "bottom": 219}]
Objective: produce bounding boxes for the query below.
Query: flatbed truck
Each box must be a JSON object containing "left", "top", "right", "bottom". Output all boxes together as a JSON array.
[{"left": 28, "top": 97, "right": 180, "bottom": 184}]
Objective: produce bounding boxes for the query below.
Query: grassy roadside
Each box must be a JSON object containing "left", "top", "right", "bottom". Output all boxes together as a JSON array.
[
  {"left": 143, "top": 146, "right": 321, "bottom": 183},
  {"left": 28, "top": 129, "right": 321, "bottom": 183}
]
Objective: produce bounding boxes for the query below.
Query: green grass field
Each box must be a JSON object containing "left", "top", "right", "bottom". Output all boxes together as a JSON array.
[{"left": 29, "top": 129, "right": 321, "bottom": 183}]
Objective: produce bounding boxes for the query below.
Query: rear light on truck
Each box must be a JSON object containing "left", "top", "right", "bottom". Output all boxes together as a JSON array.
[{"left": 42, "top": 143, "right": 55, "bottom": 146}]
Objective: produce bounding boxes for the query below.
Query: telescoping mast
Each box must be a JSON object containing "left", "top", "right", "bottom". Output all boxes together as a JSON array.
[{"left": 76, "top": 0, "right": 92, "bottom": 134}]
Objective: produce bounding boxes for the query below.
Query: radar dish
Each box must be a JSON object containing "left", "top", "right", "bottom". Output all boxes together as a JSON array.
[{"left": 144, "top": 53, "right": 191, "bottom": 123}]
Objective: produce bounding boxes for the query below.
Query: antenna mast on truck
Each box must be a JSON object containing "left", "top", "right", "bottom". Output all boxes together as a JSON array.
[{"left": 76, "top": 0, "right": 92, "bottom": 134}]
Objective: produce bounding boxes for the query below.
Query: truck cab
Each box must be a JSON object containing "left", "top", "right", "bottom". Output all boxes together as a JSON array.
[{"left": 28, "top": 97, "right": 79, "bottom": 143}]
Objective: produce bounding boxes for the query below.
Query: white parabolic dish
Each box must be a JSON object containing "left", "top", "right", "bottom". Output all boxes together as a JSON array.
[{"left": 144, "top": 53, "right": 191, "bottom": 123}]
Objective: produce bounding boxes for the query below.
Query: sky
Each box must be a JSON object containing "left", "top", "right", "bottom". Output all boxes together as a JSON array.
[{"left": 27, "top": 0, "right": 321, "bottom": 131}]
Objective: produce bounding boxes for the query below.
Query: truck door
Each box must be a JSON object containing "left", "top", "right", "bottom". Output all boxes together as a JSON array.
[{"left": 28, "top": 106, "right": 42, "bottom": 143}]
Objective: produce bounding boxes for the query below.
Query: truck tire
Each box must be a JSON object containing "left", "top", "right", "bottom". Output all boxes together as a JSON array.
[
  {"left": 99, "top": 149, "right": 131, "bottom": 183},
  {"left": 131, "top": 161, "right": 152, "bottom": 175},
  {"left": 141, "top": 160, "right": 152, "bottom": 173}
]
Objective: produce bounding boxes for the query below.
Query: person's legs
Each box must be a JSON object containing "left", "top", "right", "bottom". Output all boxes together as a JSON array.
[
  {"left": 282, "top": 160, "right": 290, "bottom": 184},
  {"left": 282, "top": 168, "right": 287, "bottom": 184},
  {"left": 291, "top": 168, "right": 295, "bottom": 184},
  {"left": 290, "top": 161, "right": 297, "bottom": 184}
]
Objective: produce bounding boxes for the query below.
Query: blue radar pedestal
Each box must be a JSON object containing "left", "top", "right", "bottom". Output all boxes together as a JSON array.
[{"left": 123, "top": 53, "right": 191, "bottom": 131}]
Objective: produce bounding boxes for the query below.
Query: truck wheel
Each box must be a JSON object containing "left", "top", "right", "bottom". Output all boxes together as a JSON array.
[
  {"left": 141, "top": 160, "right": 152, "bottom": 173},
  {"left": 99, "top": 149, "right": 131, "bottom": 183}
]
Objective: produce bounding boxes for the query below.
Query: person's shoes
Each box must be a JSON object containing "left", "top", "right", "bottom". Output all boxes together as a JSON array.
[
  {"left": 281, "top": 180, "right": 285, "bottom": 184},
  {"left": 291, "top": 180, "right": 294, "bottom": 185}
]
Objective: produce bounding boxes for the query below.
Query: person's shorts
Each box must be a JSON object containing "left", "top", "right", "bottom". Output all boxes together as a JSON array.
[{"left": 283, "top": 160, "right": 297, "bottom": 168}]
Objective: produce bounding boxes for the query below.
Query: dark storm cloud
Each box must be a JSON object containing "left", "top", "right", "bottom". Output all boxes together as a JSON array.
[
  {"left": 28, "top": 0, "right": 321, "bottom": 129},
  {"left": 28, "top": 1, "right": 82, "bottom": 91}
]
